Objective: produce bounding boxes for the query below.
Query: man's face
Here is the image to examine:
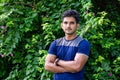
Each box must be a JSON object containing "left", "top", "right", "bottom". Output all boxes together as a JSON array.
[{"left": 61, "top": 17, "right": 79, "bottom": 35}]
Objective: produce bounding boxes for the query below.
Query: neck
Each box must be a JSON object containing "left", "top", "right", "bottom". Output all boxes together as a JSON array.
[{"left": 65, "top": 34, "right": 77, "bottom": 40}]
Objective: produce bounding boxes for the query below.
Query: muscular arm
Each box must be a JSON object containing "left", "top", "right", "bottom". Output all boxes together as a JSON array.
[
  {"left": 57, "top": 53, "right": 89, "bottom": 73},
  {"left": 45, "top": 53, "right": 88, "bottom": 73},
  {"left": 44, "top": 54, "right": 67, "bottom": 73}
]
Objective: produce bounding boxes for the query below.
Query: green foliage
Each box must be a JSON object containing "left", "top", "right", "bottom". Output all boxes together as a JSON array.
[
  {"left": 84, "top": 0, "right": 120, "bottom": 80},
  {"left": 0, "top": 0, "right": 120, "bottom": 80}
]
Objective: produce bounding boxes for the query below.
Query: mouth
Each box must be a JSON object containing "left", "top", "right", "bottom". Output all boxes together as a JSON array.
[
  {"left": 66, "top": 28, "right": 72, "bottom": 31},
  {"left": 65, "top": 29, "right": 72, "bottom": 32}
]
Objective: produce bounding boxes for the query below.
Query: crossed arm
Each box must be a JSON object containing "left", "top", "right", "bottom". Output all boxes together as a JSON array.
[{"left": 44, "top": 53, "right": 88, "bottom": 73}]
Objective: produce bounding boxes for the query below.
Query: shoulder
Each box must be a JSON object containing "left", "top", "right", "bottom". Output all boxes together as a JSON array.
[
  {"left": 77, "top": 39, "right": 90, "bottom": 56},
  {"left": 80, "top": 39, "right": 90, "bottom": 45},
  {"left": 78, "top": 39, "right": 90, "bottom": 48},
  {"left": 56, "top": 37, "right": 64, "bottom": 42},
  {"left": 49, "top": 37, "right": 64, "bottom": 46},
  {"left": 55, "top": 37, "right": 64, "bottom": 46}
]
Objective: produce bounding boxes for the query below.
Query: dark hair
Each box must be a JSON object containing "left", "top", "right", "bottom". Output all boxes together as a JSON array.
[{"left": 61, "top": 10, "right": 80, "bottom": 23}]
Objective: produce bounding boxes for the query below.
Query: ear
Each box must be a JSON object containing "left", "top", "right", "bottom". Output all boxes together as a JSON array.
[
  {"left": 77, "top": 24, "right": 80, "bottom": 28},
  {"left": 61, "top": 23, "right": 63, "bottom": 29}
]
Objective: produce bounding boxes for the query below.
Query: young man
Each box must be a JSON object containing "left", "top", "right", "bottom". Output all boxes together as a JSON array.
[{"left": 44, "top": 10, "right": 90, "bottom": 80}]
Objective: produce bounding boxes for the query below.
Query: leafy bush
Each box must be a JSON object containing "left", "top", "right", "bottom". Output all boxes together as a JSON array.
[{"left": 0, "top": 0, "right": 120, "bottom": 80}]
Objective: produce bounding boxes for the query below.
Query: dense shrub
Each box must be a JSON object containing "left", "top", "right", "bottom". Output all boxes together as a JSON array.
[{"left": 0, "top": 0, "right": 120, "bottom": 80}]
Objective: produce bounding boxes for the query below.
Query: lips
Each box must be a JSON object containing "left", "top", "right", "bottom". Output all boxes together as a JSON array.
[{"left": 65, "top": 28, "right": 72, "bottom": 31}]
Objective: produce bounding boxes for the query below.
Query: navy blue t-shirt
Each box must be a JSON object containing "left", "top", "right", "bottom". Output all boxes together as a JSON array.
[{"left": 48, "top": 36, "right": 90, "bottom": 80}]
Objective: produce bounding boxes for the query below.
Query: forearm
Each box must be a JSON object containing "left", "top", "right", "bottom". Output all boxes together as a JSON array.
[
  {"left": 57, "top": 60, "right": 81, "bottom": 73},
  {"left": 57, "top": 54, "right": 88, "bottom": 73},
  {"left": 45, "top": 62, "right": 66, "bottom": 73}
]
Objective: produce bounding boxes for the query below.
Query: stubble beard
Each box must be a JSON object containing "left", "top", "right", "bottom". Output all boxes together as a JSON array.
[{"left": 65, "top": 30, "right": 76, "bottom": 35}]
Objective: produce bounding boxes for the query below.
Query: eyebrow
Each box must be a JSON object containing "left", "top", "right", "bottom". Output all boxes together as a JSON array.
[{"left": 63, "top": 21, "right": 76, "bottom": 23}]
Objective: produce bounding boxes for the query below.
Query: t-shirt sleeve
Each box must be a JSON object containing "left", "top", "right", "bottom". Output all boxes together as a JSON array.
[
  {"left": 77, "top": 39, "right": 90, "bottom": 56},
  {"left": 48, "top": 40, "right": 57, "bottom": 55}
]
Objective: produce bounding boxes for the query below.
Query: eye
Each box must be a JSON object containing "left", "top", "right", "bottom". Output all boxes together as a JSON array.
[
  {"left": 70, "top": 22, "right": 75, "bottom": 24},
  {"left": 64, "top": 22, "right": 68, "bottom": 24}
]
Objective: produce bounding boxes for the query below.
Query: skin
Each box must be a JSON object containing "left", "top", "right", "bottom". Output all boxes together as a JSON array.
[{"left": 44, "top": 16, "right": 89, "bottom": 73}]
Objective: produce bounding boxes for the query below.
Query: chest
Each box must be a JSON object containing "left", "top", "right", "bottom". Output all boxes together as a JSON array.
[{"left": 56, "top": 46, "right": 78, "bottom": 60}]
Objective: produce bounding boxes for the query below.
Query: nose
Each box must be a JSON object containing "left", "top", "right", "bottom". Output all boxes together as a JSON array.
[{"left": 66, "top": 23, "right": 70, "bottom": 28}]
